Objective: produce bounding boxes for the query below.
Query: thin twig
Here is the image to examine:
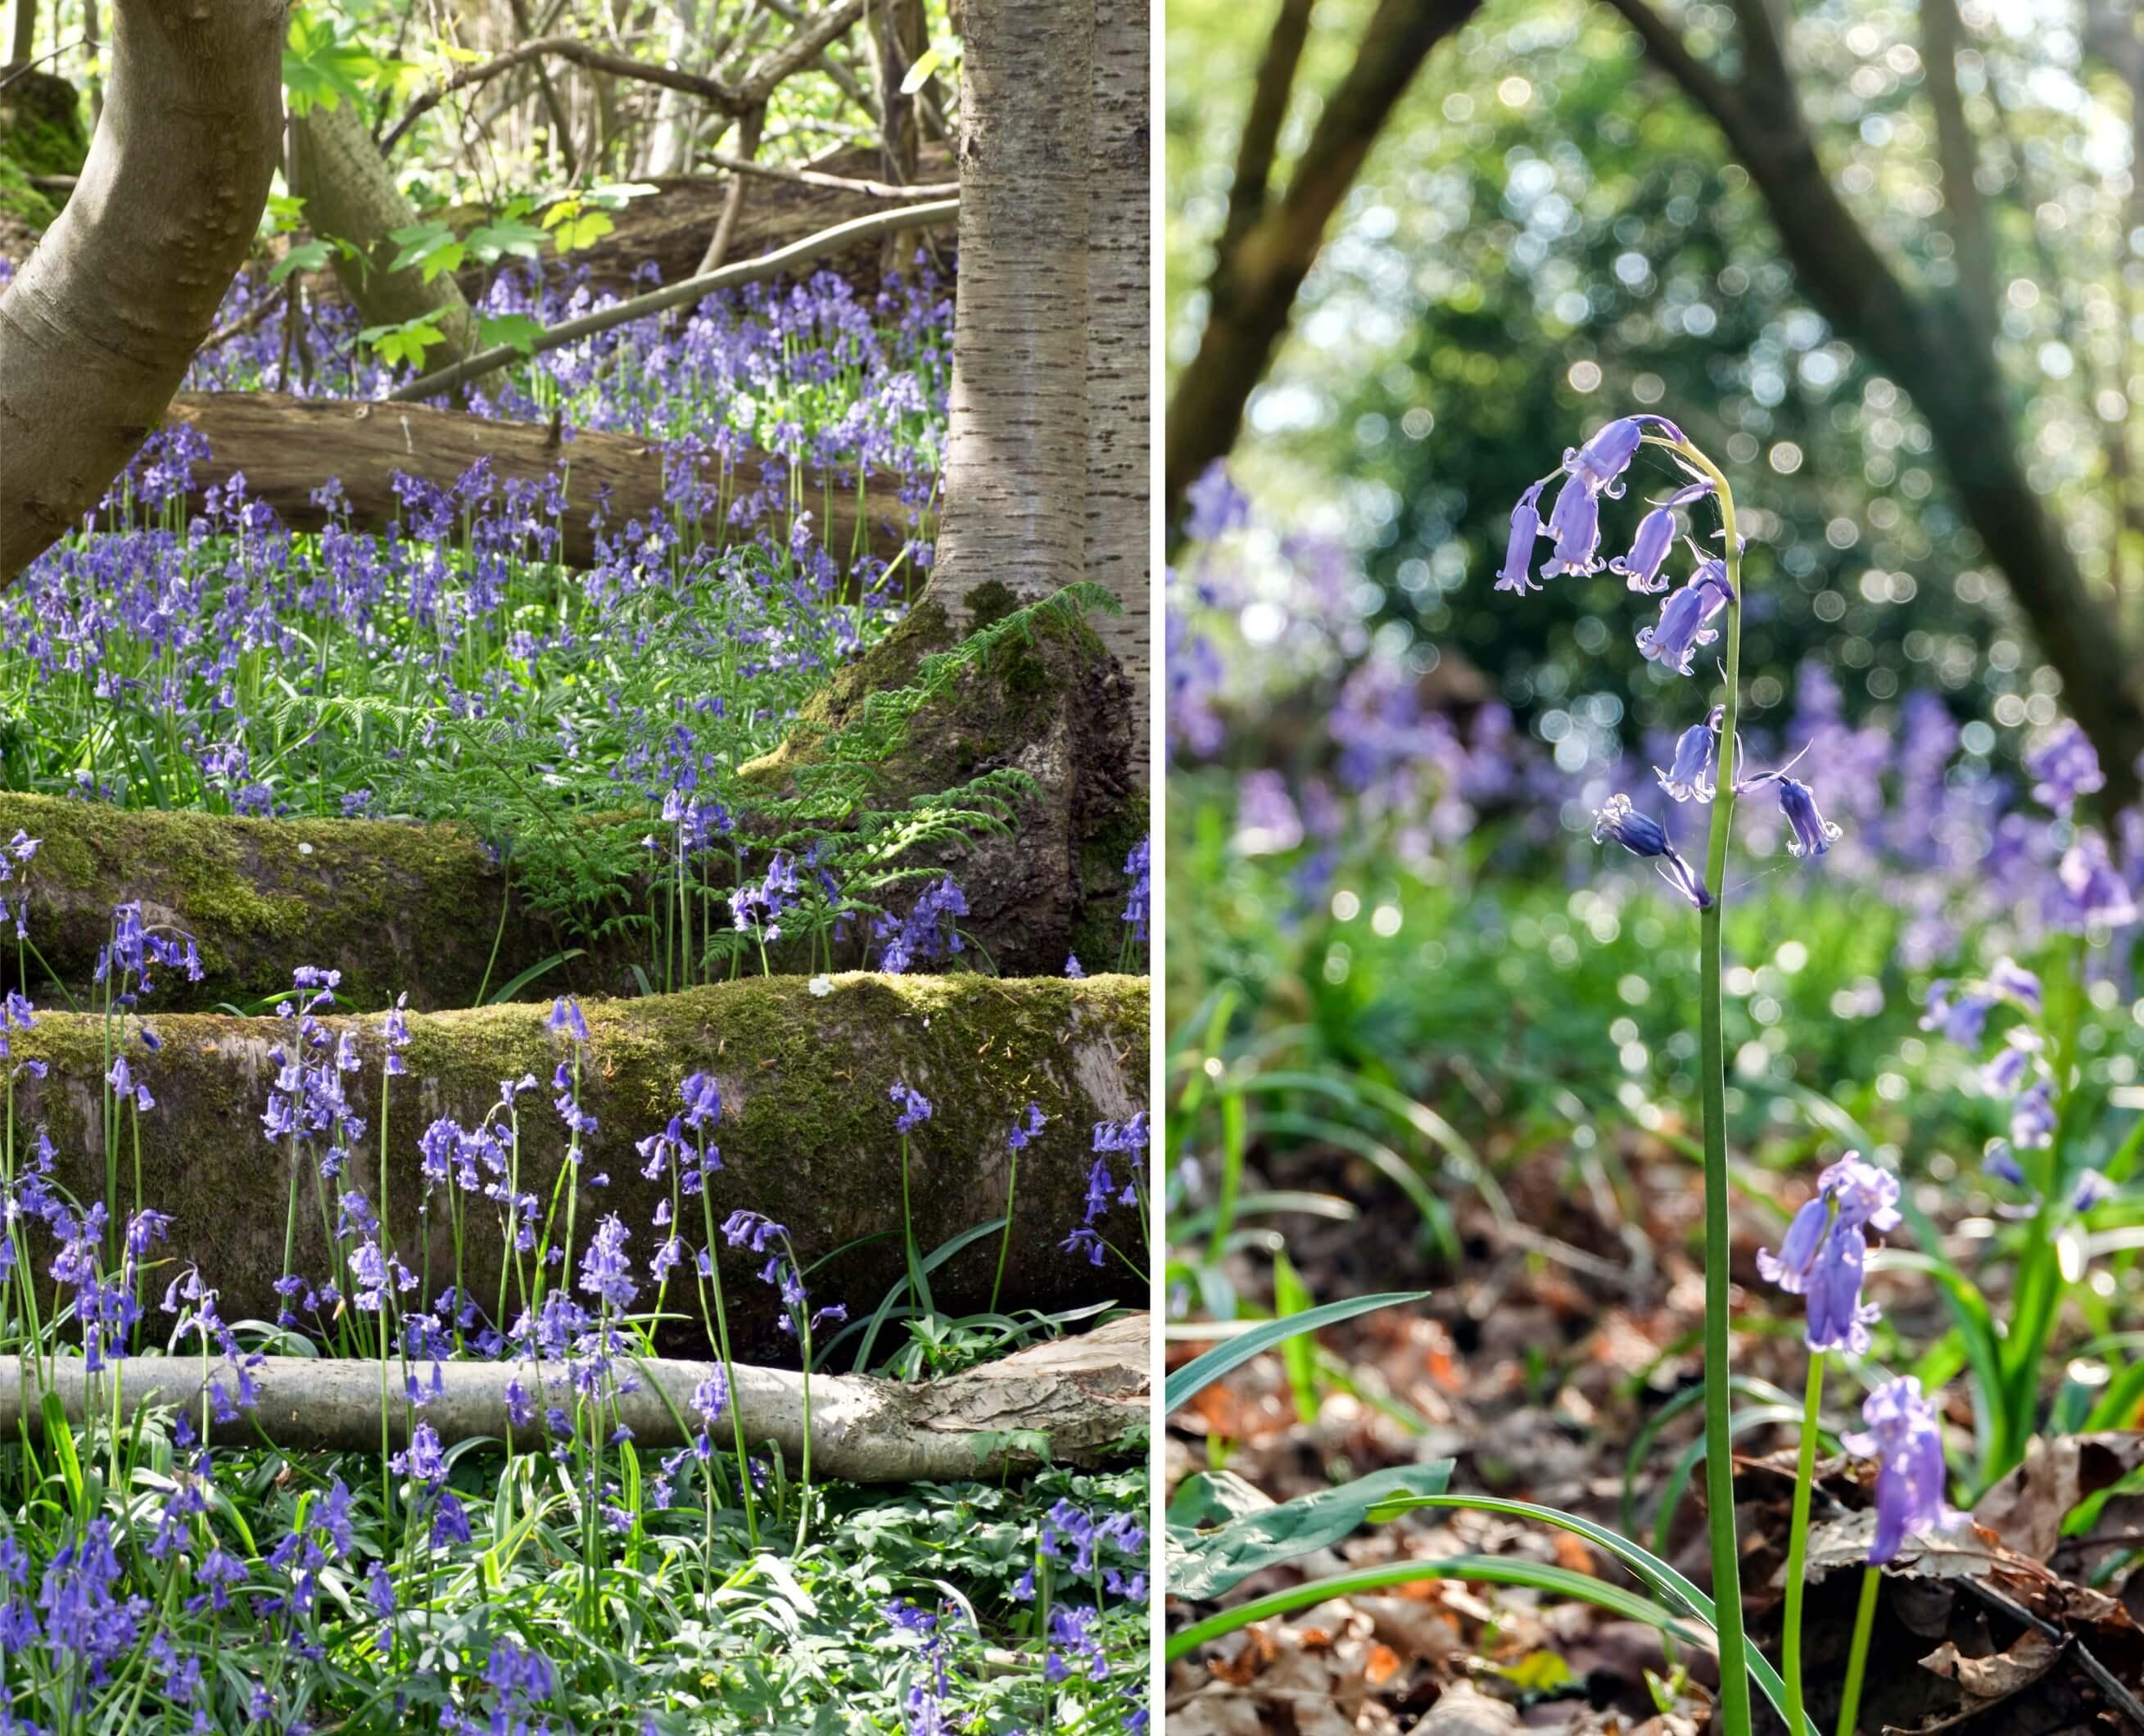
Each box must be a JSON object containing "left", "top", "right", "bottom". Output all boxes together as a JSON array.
[{"left": 699, "top": 151, "right": 955, "bottom": 199}]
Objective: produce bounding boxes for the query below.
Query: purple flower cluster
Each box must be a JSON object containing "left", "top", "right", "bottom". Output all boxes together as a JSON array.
[
  {"left": 1062, "top": 1115, "right": 1148, "bottom": 1267},
  {"left": 1843, "top": 1377, "right": 1961, "bottom": 1563},
  {"left": 1757, "top": 1154, "right": 1900, "bottom": 1354}
]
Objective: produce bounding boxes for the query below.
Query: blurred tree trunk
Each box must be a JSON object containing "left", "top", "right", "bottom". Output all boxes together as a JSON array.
[
  {"left": 1163, "top": 0, "right": 1475, "bottom": 538},
  {"left": 1603, "top": 0, "right": 2144, "bottom": 815},
  {"left": 8, "top": 0, "right": 32, "bottom": 64},
  {"left": 290, "top": 97, "right": 479, "bottom": 364},
  {"left": 0, "top": 0, "right": 286, "bottom": 584}
]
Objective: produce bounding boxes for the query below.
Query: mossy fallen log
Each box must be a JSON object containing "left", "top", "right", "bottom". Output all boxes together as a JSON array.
[
  {"left": 10, "top": 974, "right": 1147, "bottom": 1360},
  {"left": 0, "top": 773, "right": 1138, "bottom": 1012},
  {"left": 3, "top": 1315, "right": 1148, "bottom": 1480},
  {"left": 0, "top": 791, "right": 581, "bottom": 1013},
  {"left": 157, "top": 392, "right": 919, "bottom": 572}
]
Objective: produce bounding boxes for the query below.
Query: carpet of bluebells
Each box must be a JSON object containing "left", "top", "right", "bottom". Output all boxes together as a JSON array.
[
  {"left": 0, "top": 246, "right": 1151, "bottom": 1733},
  {"left": 1165, "top": 455, "right": 2144, "bottom": 1662}
]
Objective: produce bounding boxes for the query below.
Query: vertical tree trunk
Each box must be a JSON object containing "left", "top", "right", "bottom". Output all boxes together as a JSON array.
[
  {"left": 7, "top": 0, "right": 34, "bottom": 65},
  {"left": 290, "top": 96, "right": 479, "bottom": 362},
  {"left": 694, "top": 102, "right": 765, "bottom": 274},
  {"left": 929, "top": 0, "right": 1094, "bottom": 622},
  {"left": 0, "top": 0, "right": 287, "bottom": 585},
  {"left": 1084, "top": 0, "right": 1151, "bottom": 766}
]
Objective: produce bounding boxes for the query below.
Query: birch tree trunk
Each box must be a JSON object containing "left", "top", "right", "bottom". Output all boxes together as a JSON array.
[
  {"left": 289, "top": 95, "right": 479, "bottom": 364},
  {"left": 0, "top": 0, "right": 287, "bottom": 584},
  {"left": 926, "top": 0, "right": 1093, "bottom": 623},
  {"left": 1085, "top": 0, "right": 1151, "bottom": 767}
]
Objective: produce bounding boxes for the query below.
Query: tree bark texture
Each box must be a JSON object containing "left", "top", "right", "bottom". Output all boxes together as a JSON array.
[
  {"left": 927, "top": 0, "right": 1093, "bottom": 623},
  {"left": 289, "top": 95, "right": 479, "bottom": 365},
  {"left": 444, "top": 141, "right": 956, "bottom": 299},
  {"left": 2, "top": 1314, "right": 1149, "bottom": 1478},
  {"left": 1084, "top": 0, "right": 1151, "bottom": 773},
  {"left": 1162, "top": 0, "right": 1472, "bottom": 531},
  {"left": 0, "top": 0, "right": 288, "bottom": 584},
  {"left": 8, "top": 975, "right": 1148, "bottom": 1360},
  {"left": 1603, "top": 0, "right": 2144, "bottom": 814},
  {"left": 157, "top": 391, "right": 918, "bottom": 572}
]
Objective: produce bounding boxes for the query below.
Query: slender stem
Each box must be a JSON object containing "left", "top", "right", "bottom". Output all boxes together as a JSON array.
[
  {"left": 1781, "top": 1350, "right": 1825, "bottom": 1732},
  {"left": 988, "top": 1149, "right": 1017, "bottom": 1316},
  {"left": 1835, "top": 1565, "right": 1881, "bottom": 1736},
  {"left": 1681, "top": 435, "right": 1754, "bottom": 1736}
]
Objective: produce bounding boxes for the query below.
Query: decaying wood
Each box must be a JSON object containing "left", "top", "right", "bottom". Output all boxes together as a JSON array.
[
  {"left": 0, "top": 0, "right": 287, "bottom": 583},
  {"left": 2, "top": 1314, "right": 1148, "bottom": 1479},
  {"left": 157, "top": 391, "right": 918, "bottom": 569}
]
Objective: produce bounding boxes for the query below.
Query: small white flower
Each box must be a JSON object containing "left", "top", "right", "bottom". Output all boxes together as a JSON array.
[{"left": 807, "top": 974, "right": 833, "bottom": 998}]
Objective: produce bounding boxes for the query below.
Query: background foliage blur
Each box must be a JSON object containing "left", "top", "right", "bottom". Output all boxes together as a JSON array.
[{"left": 1165, "top": 0, "right": 2144, "bottom": 771}]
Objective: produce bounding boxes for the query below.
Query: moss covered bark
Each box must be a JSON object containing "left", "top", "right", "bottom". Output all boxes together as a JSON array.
[
  {"left": 0, "top": 792, "right": 605, "bottom": 1013},
  {"left": 740, "top": 592, "right": 1141, "bottom": 974},
  {"left": 11, "top": 973, "right": 1147, "bottom": 1361},
  {"left": 0, "top": 67, "right": 85, "bottom": 231}
]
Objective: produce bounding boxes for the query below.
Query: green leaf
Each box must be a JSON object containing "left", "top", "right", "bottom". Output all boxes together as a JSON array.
[
  {"left": 898, "top": 44, "right": 945, "bottom": 94},
  {"left": 465, "top": 218, "right": 550, "bottom": 264},
  {"left": 269, "top": 238, "right": 337, "bottom": 283},
  {"left": 552, "top": 210, "right": 615, "bottom": 255},
  {"left": 1166, "top": 1468, "right": 1274, "bottom": 1530},
  {"left": 1165, "top": 1291, "right": 1427, "bottom": 1416},
  {"left": 1169, "top": 1462, "right": 1454, "bottom": 1601},
  {"left": 476, "top": 314, "right": 546, "bottom": 359}
]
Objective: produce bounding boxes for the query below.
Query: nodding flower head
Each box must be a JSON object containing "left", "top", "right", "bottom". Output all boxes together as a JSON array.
[
  {"left": 1654, "top": 712, "right": 1720, "bottom": 804},
  {"left": 1609, "top": 504, "right": 1679, "bottom": 594},
  {"left": 1635, "top": 565, "right": 1730, "bottom": 676},
  {"left": 1843, "top": 1377, "right": 1961, "bottom": 1565},
  {"left": 889, "top": 1080, "right": 933, "bottom": 1135},
  {"left": 1540, "top": 476, "right": 1603, "bottom": 579},
  {"left": 1496, "top": 481, "right": 1549, "bottom": 595},
  {"left": 1563, "top": 416, "right": 1645, "bottom": 495},
  {"left": 1591, "top": 795, "right": 1711, "bottom": 910},
  {"left": 2053, "top": 829, "right": 2138, "bottom": 933},
  {"left": 546, "top": 997, "right": 590, "bottom": 1044},
  {"left": 1777, "top": 777, "right": 1843, "bottom": 858}
]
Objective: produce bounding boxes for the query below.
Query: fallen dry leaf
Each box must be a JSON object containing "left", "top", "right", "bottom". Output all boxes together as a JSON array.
[
  {"left": 1920, "top": 1627, "right": 2062, "bottom": 1699},
  {"left": 1973, "top": 1433, "right": 2144, "bottom": 1564},
  {"left": 1414, "top": 1682, "right": 1520, "bottom": 1734}
]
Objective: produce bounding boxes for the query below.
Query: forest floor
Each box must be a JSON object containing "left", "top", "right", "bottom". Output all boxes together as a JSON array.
[{"left": 1165, "top": 1137, "right": 2144, "bottom": 1735}]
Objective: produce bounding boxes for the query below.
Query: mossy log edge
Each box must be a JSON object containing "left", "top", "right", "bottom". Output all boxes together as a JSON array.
[
  {"left": 3, "top": 1314, "right": 1148, "bottom": 1481},
  {"left": 11, "top": 974, "right": 1147, "bottom": 1360}
]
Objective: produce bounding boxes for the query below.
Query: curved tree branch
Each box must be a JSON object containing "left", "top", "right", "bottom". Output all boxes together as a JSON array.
[
  {"left": 382, "top": 3, "right": 867, "bottom": 156},
  {"left": 1598, "top": 0, "right": 2144, "bottom": 812},
  {"left": 0, "top": 0, "right": 287, "bottom": 584},
  {"left": 1163, "top": 0, "right": 1474, "bottom": 527}
]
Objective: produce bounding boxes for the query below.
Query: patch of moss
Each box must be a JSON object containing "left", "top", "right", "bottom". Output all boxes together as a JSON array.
[
  {"left": 1069, "top": 788, "right": 1150, "bottom": 966},
  {"left": 0, "top": 155, "right": 53, "bottom": 229},
  {"left": 0, "top": 69, "right": 84, "bottom": 233}
]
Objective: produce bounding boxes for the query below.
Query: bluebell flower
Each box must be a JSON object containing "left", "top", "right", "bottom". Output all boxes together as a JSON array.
[
  {"left": 2011, "top": 1077, "right": 2056, "bottom": 1151},
  {"left": 2026, "top": 720, "right": 2104, "bottom": 816},
  {"left": 1758, "top": 1155, "right": 1899, "bottom": 1354},
  {"left": 2053, "top": 830, "right": 2138, "bottom": 932},
  {"left": 1653, "top": 712, "right": 1718, "bottom": 804},
  {"left": 1777, "top": 777, "right": 1843, "bottom": 858},
  {"left": 2071, "top": 1169, "right": 2116, "bottom": 1212},
  {"left": 1988, "top": 956, "right": 2043, "bottom": 1014},
  {"left": 1495, "top": 481, "right": 1548, "bottom": 595},
  {"left": 1065, "top": 954, "right": 1084, "bottom": 978},
  {"left": 1983, "top": 1142, "right": 2025, "bottom": 1186},
  {"left": 579, "top": 1214, "right": 638, "bottom": 1310},
  {"left": 1920, "top": 979, "right": 1993, "bottom": 1047},
  {"left": 1563, "top": 415, "right": 1645, "bottom": 494},
  {"left": 1842, "top": 1377, "right": 1960, "bottom": 1564},
  {"left": 1610, "top": 504, "right": 1677, "bottom": 594},
  {"left": 1590, "top": 795, "right": 1711, "bottom": 909},
  {"left": 1635, "top": 565, "right": 1730, "bottom": 675},
  {"left": 1979, "top": 1028, "right": 2042, "bottom": 1096},
  {"left": 1540, "top": 476, "right": 1603, "bottom": 578},
  {"left": 889, "top": 1079, "right": 933, "bottom": 1134},
  {"left": 1007, "top": 1102, "right": 1047, "bottom": 1151},
  {"left": 678, "top": 1071, "right": 721, "bottom": 1131},
  {"left": 546, "top": 996, "right": 590, "bottom": 1043},
  {"left": 1185, "top": 460, "right": 1251, "bottom": 541}
]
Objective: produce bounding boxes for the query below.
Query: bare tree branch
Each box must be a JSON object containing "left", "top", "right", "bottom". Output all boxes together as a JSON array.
[
  {"left": 699, "top": 150, "right": 956, "bottom": 197},
  {"left": 1165, "top": 0, "right": 1474, "bottom": 523},
  {"left": 387, "top": 197, "right": 957, "bottom": 403},
  {"left": 1216, "top": 0, "right": 1315, "bottom": 263},
  {"left": 1920, "top": 0, "right": 1997, "bottom": 345}
]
